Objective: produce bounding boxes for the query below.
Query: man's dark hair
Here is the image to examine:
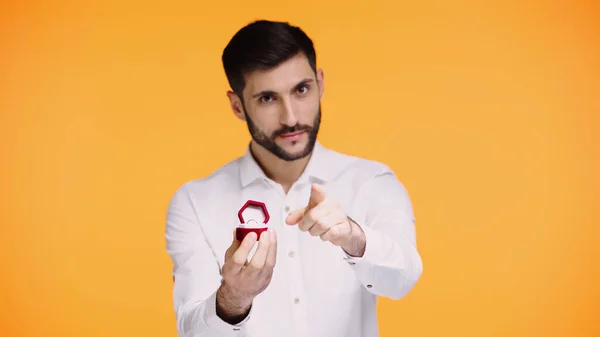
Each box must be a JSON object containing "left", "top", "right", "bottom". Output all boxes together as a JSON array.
[{"left": 222, "top": 20, "right": 317, "bottom": 98}]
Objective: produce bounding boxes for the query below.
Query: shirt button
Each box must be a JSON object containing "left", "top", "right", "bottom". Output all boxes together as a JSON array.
[
  {"left": 294, "top": 297, "right": 300, "bottom": 304},
  {"left": 284, "top": 205, "right": 290, "bottom": 212},
  {"left": 367, "top": 284, "right": 373, "bottom": 288},
  {"left": 288, "top": 251, "right": 295, "bottom": 258}
]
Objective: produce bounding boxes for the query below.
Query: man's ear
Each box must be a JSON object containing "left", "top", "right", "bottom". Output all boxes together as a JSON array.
[
  {"left": 316, "top": 68, "right": 324, "bottom": 99},
  {"left": 226, "top": 91, "right": 246, "bottom": 121}
]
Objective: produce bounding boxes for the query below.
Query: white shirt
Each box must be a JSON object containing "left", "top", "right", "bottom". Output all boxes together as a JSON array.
[{"left": 165, "top": 141, "right": 423, "bottom": 337}]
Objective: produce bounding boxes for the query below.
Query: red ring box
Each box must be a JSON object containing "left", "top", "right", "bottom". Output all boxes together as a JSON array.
[
  {"left": 237, "top": 200, "right": 270, "bottom": 242},
  {"left": 236, "top": 227, "right": 268, "bottom": 241}
]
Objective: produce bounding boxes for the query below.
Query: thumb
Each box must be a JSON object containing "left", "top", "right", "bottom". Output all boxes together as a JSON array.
[
  {"left": 285, "top": 207, "right": 306, "bottom": 225},
  {"left": 226, "top": 228, "right": 241, "bottom": 260},
  {"left": 308, "top": 183, "right": 326, "bottom": 209}
]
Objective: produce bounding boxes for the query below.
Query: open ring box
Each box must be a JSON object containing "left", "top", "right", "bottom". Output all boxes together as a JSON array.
[
  {"left": 236, "top": 200, "right": 270, "bottom": 262},
  {"left": 236, "top": 200, "right": 270, "bottom": 241}
]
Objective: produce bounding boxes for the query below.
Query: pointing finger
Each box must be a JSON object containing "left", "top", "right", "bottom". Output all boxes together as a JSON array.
[
  {"left": 299, "top": 197, "right": 336, "bottom": 231},
  {"left": 308, "top": 183, "right": 326, "bottom": 209},
  {"left": 285, "top": 207, "right": 305, "bottom": 225}
]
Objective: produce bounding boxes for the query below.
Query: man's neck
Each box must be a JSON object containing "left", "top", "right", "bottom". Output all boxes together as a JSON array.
[{"left": 249, "top": 141, "right": 312, "bottom": 193}]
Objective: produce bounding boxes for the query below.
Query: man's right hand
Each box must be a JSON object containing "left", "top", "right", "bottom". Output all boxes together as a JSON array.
[{"left": 216, "top": 228, "right": 277, "bottom": 324}]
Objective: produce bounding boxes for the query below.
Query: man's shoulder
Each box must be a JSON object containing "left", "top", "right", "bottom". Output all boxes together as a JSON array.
[
  {"left": 325, "top": 146, "right": 395, "bottom": 178},
  {"left": 171, "top": 156, "right": 243, "bottom": 198}
]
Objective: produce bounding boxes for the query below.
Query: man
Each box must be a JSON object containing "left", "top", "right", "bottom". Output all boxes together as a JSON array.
[{"left": 165, "top": 20, "right": 422, "bottom": 337}]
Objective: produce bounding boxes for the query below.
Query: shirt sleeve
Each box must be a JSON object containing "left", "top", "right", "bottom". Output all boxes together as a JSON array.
[
  {"left": 343, "top": 170, "right": 423, "bottom": 300},
  {"left": 166, "top": 182, "right": 253, "bottom": 337}
]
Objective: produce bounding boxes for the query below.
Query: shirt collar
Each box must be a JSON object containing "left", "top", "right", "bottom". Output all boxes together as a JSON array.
[{"left": 239, "top": 140, "right": 333, "bottom": 188}]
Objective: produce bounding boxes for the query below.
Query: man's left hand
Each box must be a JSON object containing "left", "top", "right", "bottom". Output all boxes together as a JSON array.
[{"left": 285, "top": 184, "right": 365, "bottom": 256}]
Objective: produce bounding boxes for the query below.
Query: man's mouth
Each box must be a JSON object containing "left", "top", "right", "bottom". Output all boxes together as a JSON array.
[{"left": 279, "top": 130, "right": 305, "bottom": 139}]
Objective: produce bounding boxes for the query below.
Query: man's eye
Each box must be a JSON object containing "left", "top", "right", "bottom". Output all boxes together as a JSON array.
[
  {"left": 297, "top": 85, "right": 309, "bottom": 94},
  {"left": 260, "top": 95, "right": 273, "bottom": 103}
]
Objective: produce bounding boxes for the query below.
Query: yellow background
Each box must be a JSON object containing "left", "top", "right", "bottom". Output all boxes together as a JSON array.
[{"left": 1, "top": 1, "right": 599, "bottom": 336}]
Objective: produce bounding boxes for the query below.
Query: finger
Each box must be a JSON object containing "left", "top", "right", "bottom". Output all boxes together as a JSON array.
[
  {"left": 285, "top": 207, "right": 306, "bottom": 225},
  {"left": 308, "top": 183, "right": 326, "bottom": 209},
  {"left": 225, "top": 228, "right": 241, "bottom": 260},
  {"left": 260, "top": 229, "right": 277, "bottom": 275},
  {"left": 319, "top": 221, "right": 350, "bottom": 243},
  {"left": 318, "top": 224, "right": 340, "bottom": 242},
  {"left": 229, "top": 232, "right": 257, "bottom": 270},
  {"left": 264, "top": 228, "right": 277, "bottom": 269},
  {"left": 246, "top": 231, "right": 271, "bottom": 272},
  {"left": 299, "top": 198, "right": 336, "bottom": 232},
  {"left": 308, "top": 215, "right": 333, "bottom": 236}
]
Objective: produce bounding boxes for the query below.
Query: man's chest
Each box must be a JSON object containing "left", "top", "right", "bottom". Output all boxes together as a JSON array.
[
  {"left": 193, "top": 180, "right": 366, "bottom": 276},
  {"left": 191, "top": 178, "right": 371, "bottom": 337}
]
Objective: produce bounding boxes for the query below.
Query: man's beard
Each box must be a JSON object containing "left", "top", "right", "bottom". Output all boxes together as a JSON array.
[{"left": 244, "top": 105, "right": 321, "bottom": 162}]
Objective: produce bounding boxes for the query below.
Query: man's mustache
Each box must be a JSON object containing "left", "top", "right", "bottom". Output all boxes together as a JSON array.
[{"left": 272, "top": 124, "right": 312, "bottom": 138}]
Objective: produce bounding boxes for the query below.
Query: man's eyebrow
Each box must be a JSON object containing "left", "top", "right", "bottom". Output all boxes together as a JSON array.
[
  {"left": 252, "top": 89, "right": 276, "bottom": 98},
  {"left": 251, "top": 78, "right": 315, "bottom": 98},
  {"left": 294, "top": 78, "right": 314, "bottom": 88}
]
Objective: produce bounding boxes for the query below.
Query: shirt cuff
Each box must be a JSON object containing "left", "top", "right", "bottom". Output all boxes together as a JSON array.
[
  {"left": 342, "top": 222, "right": 383, "bottom": 265},
  {"left": 204, "top": 290, "right": 252, "bottom": 336}
]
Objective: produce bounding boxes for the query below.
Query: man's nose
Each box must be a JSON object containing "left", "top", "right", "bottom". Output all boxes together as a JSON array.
[{"left": 279, "top": 99, "right": 299, "bottom": 126}]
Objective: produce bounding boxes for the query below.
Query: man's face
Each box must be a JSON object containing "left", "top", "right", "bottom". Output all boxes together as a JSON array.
[{"left": 233, "top": 53, "right": 324, "bottom": 162}]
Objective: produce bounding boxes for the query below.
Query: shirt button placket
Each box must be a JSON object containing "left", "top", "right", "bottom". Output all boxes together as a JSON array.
[{"left": 283, "top": 197, "right": 306, "bottom": 337}]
